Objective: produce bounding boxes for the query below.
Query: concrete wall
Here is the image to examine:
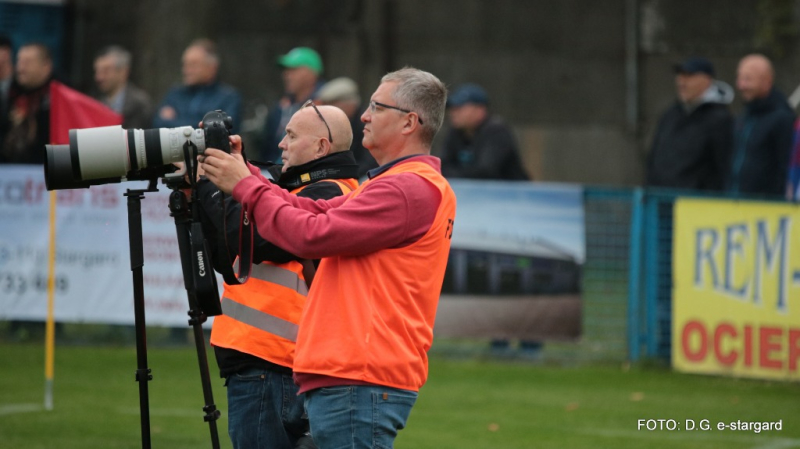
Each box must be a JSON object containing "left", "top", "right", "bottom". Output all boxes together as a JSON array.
[{"left": 64, "top": 0, "right": 800, "bottom": 187}]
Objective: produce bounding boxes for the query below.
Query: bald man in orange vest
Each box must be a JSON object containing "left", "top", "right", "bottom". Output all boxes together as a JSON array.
[{"left": 194, "top": 101, "right": 358, "bottom": 449}]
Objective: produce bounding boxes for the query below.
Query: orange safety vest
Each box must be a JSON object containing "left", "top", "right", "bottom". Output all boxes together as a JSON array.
[
  {"left": 293, "top": 160, "right": 457, "bottom": 391},
  {"left": 210, "top": 178, "right": 358, "bottom": 369}
]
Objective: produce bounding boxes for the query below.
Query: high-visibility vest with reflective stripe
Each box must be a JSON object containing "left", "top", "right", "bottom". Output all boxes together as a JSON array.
[
  {"left": 210, "top": 177, "right": 358, "bottom": 369},
  {"left": 293, "top": 160, "right": 457, "bottom": 391}
]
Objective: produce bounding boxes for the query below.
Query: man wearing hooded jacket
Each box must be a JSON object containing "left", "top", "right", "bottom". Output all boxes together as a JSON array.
[
  {"left": 194, "top": 103, "right": 358, "bottom": 449},
  {"left": 646, "top": 57, "right": 734, "bottom": 191}
]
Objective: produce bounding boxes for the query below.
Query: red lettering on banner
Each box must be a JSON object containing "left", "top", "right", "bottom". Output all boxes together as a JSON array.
[
  {"left": 790, "top": 330, "right": 800, "bottom": 372},
  {"left": 0, "top": 175, "right": 121, "bottom": 208},
  {"left": 682, "top": 320, "right": 708, "bottom": 362},
  {"left": 25, "top": 178, "right": 46, "bottom": 203},
  {"left": 58, "top": 189, "right": 85, "bottom": 206},
  {"left": 744, "top": 325, "right": 753, "bottom": 367},
  {"left": 760, "top": 327, "right": 783, "bottom": 370},
  {"left": 714, "top": 323, "right": 738, "bottom": 366},
  {"left": 681, "top": 322, "right": 799, "bottom": 373}
]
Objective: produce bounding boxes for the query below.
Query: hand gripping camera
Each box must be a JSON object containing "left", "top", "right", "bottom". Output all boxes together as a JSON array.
[{"left": 44, "top": 110, "right": 233, "bottom": 190}]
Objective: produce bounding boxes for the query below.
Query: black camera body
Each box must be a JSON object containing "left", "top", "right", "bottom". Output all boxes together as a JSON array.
[{"left": 201, "top": 110, "right": 233, "bottom": 153}]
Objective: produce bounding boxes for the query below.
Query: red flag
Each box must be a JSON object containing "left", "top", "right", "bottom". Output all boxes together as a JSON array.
[{"left": 49, "top": 80, "right": 122, "bottom": 144}]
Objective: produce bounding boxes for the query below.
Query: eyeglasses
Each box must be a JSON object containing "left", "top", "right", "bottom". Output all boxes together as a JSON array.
[
  {"left": 369, "top": 100, "right": 424, "bottom": 125},
  {"left": 302, "top": 99, "right": 333, "bottom": 143}
]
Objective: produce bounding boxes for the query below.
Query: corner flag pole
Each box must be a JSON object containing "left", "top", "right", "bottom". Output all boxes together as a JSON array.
[
  {"left": 43, "top": 81, "right": 121, "bottom": 412},
  {"left": 44, "top": 190, "right": 57, "bottom": 411}
]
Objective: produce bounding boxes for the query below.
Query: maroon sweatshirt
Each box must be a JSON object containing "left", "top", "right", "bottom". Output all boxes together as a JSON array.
[
  {"left": 232, "top": 154, "right": 442, "bottom": 259},
  {"left": 232, "top": 154, "right": 445, "bottom": 393}
]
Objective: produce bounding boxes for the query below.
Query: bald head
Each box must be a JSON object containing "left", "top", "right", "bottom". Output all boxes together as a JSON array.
[
  {"left": 317, "top": 105, "right": 353, "bottom": 153},
  {"left": 737, "top": 54, "right": 774, "bottom": 102},
  {"left": 278, "top": 104, "right": 353, "bottom": 172}
]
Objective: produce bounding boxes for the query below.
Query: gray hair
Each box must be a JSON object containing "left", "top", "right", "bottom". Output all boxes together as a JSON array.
[
  {"left": 381, "top": 67, "right": 447, "bottom": 146},
  {"left": 189, "top": 38, "right": 220, "bottom": 65},
  {"left": 96, "top": 45, "right": 132, "bottom": 70}
]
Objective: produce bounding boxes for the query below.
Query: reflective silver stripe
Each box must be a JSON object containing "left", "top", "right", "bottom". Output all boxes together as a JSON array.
[
  {"left": 221, "top": 297, "right": 299, "bottom": 342},
  {"left": 233, "top": 260, "right": 308, "bottom": 295}
]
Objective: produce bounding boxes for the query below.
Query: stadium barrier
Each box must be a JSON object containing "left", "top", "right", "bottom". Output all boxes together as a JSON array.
[
  {"left": 2, "top": 163, "right": 793, "bottom": 371},
  {"left": 626, "top": 187, "right": 795, "bottom": 373}
]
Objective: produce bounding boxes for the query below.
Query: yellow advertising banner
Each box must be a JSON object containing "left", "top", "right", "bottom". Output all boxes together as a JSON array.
[{"left": 673, "top": 198, "right": 800, "bottom": 381}]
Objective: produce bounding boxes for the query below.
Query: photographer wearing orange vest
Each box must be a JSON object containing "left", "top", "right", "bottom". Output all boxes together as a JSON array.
[
  {"left": 194, "top": 102, "right": 358, "bottom": 449},
  {"left": 201, "top": 67, "right": 456, "bottom": 449}
]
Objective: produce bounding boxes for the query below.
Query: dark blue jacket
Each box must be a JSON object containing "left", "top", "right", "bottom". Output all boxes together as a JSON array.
[
  {"left": 152, "top": 80, "right": 242, "bottom": 133},
  {"left": 729, "top": 88, "right": 795, "bottom": 197}
]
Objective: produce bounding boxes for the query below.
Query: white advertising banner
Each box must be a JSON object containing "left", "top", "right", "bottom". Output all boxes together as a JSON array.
[{"left": 0, "top": 165, "right": 220, "bottom": 326}]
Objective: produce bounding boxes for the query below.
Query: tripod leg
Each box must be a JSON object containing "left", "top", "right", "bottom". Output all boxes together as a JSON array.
[
  {"left": 169, "top": 191, "right": 221, "bottom": 449},
  {"left": 126, "top": 190, "right": 152, "bottom": 449},
  {"left": 188, "top": 308, "right": 222, "bottom": 449}
]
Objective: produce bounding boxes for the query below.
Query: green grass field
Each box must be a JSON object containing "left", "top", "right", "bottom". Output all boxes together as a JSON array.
[{"left": 0, "top": 342, "right": 798, "bottom": 449}]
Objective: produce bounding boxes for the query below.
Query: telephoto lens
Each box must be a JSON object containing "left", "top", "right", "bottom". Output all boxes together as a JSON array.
[{"left": 45, "top": 125, "right": 207, "bottom": 190}]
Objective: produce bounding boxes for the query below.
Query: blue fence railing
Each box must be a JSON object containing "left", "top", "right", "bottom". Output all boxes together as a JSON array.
[
  {"left": 623, "top": 187, "right": 791, "bottom": 363},
  {"left": 627, "top": 188, "right": 679, "bottom": 362}
]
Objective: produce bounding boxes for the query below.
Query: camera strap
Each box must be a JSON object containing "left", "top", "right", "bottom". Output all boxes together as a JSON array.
[
  {"left": 190, "top": 221, "right": 222, "bottom": 316},
  {"left": 180, "top": 140, "right": 222, "bottom": 315},
  {"left": 209, "top": 191, "right": 252, "bottom": 285},
  {"left": 235, "top": 204, "right": 253, "bottom": 283}
]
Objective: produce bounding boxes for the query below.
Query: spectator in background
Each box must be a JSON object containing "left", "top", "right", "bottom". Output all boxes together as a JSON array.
[
  {"left": 440, "top": 82, "right": 532, "bottom": 356},
  {"left": 0, "top": 35, "right": 12, "bottom": 119},
  {"left": 1, "top": 42, "right": 55, "bottom": 341},
  {"left": 440, "top": 83, "right": 529, "bottom": 180},
  {"left": 153, "top": 39, "right": 241, "bottom": 133},
  {"left": 154, "top": 38, "right": 242, "bottom": 344},
  {"left": 315, "top": 76, "right": 377, "bottom": 178},
  {"left": 260, "top": 47, "right": 324, "bottom": 163},
  {"left": 1, "top": 42, "right": 53, "bottom": 164},
  {"left": 93, "top": 45, "right": 153, "bottom": 129},
  {"left": 729, "top": 53, "right": 795, "bottom": 197},
  {"left": 646, "top": 57, "right": 734, "bottom": 191}
]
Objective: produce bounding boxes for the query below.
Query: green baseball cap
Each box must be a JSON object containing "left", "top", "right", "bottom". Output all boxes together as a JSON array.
[{"left": 277, "top": 47, "right": 323, "bottom": 75}]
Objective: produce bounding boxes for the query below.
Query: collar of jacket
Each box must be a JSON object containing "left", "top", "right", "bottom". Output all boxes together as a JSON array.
[
  {"left": 10, "top": 75, "right": 54, "bottom": 96},
  {"left": 278, "top": 151, "right": 359, "bottom": 190},
  {"left": 185, "top": 79, "right": 222, "bottom": 93},
  {"left": 744, "top": 88, "right": 789, "bottom": 115}
]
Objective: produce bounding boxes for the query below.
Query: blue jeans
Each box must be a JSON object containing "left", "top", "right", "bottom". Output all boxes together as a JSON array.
[
  {"left": 225, "top": 367, "right": 307, "bottom": 449},
  {"left": 304, "top": 385, "right": 417, "bottom": 449}
]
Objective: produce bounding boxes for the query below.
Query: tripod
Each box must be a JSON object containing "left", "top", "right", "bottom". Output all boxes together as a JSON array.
[{"left": 125, "top": 178, "right": 221, "bottom": 449}]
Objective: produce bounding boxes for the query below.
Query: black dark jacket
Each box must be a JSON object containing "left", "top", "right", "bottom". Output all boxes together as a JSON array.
[
  {"left": 0, "top": 78, "right": 51, "bottom": 164},
  {"left": 647, "top": 82, "right": 734, "bottom": 191},
  {"left": 729, "top": 88, "right": 796, "bottom": 197},
  {"left": 440, "top": 115, "right": 530, "bottom": 181},
  {"left": 194, "top": 150, "right": 358, "bottom": 377}
]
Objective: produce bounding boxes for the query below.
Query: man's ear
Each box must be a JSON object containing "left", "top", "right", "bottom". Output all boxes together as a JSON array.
[
  {"left": 317, "top": 137, "right": 332, "bottom": 158},
  {"left": 400, "top": 113, "right": 422, "bottom": 136}
]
